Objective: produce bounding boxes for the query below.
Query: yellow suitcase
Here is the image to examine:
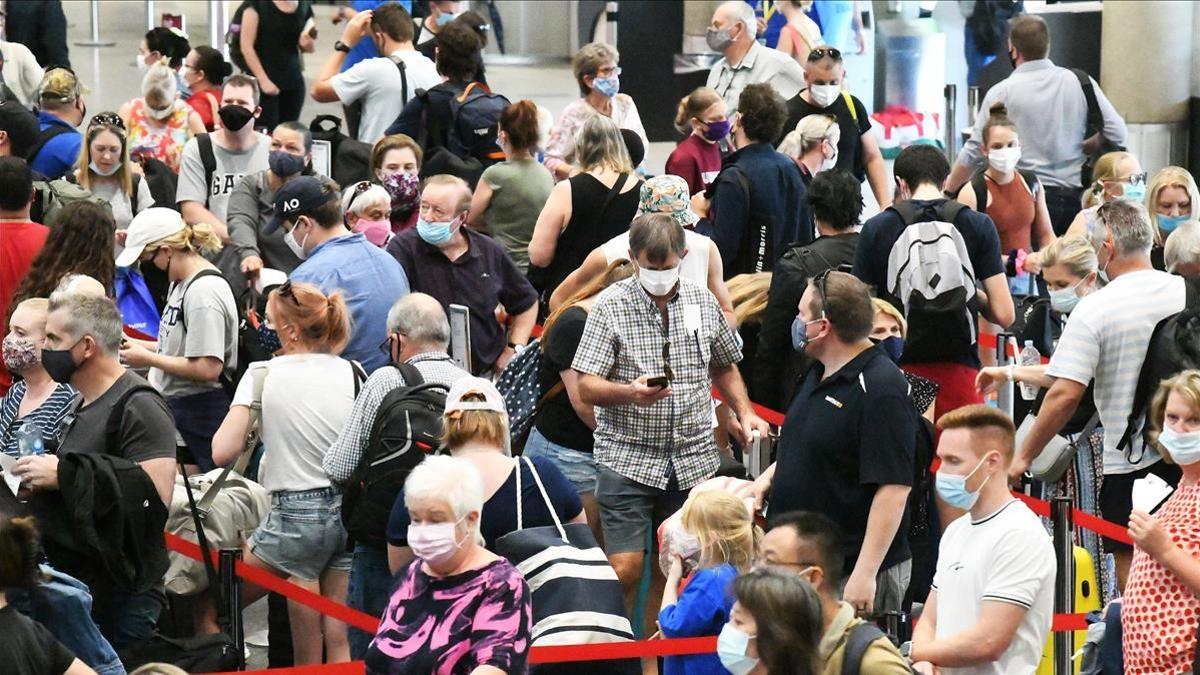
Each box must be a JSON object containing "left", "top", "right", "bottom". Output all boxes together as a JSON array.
[{"left": 1036, "top": 546, "right": 1101, "bottom": 675}]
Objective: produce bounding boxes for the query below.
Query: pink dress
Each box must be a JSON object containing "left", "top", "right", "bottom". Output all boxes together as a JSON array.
[{"left": 127, "top": 98, "right": 195, "bottom": 173}]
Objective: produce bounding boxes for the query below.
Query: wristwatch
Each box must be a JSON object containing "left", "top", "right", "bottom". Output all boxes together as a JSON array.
[
  {"left": 334, "top": 40, "right": 351, "bottom": 53},
  {"left": 507, "top": 342, "right": 527, "bottom": 353},
  {"left": 899, "top": 641, "right": 913, "bottom": 661}
]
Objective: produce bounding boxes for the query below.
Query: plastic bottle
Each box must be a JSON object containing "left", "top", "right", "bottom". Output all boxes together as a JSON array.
[
  {"left": 15, "top": 421, "right": 44, "bottom": 457},
  {"left": 1019, "top": 341, "right": 1041, "bottom": 401}
]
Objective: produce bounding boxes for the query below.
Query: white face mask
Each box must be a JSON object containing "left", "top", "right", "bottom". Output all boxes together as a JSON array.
[
  {"left": 987, "top": 146, "right": 1021, "bottom": 174},
  {"left": 136, "top": 54, "right": 150, "bottom": 73},
  {"left": 638, "top": 264, "right": 681, "bottom": 296},
  {"left": 89, "top": 160, "right": 120, "bottom": 177},
  {"left": 820, "top": 137, "right": 839, "bottom": 171},
  {"left": 284, "top": 220, "right": 310, "bottom": 260},
  {"left": 146, "top": 102, "right": 174, "bottom": 121},
  {"left": 407, "top": 518, "right": 468, "bottom": 567},
  {"left": 809, "top": 83, "right": 841, "bottom": 109}
]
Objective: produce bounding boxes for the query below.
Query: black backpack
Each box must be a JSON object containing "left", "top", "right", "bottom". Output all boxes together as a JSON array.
[
  {"left": 715, "top": 164, "right": 778, "bottom": 277},
  {"left": 969, "top": 168, "right": 1040, "bottom": 214},
  {"left": 416, "top": 83, "right": 509, "bottom": 188},
  {"left": 344, "top": 55, "right": 409, "bottom": 140},
  {"left": 341, "top": 363, "right": 449, "bottom": 547},
  {"left": 176, "top": 269, "right": 241, "bottom": 396},
  {"left": 1073, "top": 68, "right": 1125, "bottom": 188},
  {"left": 308, "top": 115, "right": 373, "bottom": 187},
  {"left": 965, "top": 0, "right": 1023, "bottom": 57},
  {"left": 1116, "top": 277, "right": 1200, "bottom": 463},
  {"left": 840, "top": 621, "right": 913, "bottom": 675}
]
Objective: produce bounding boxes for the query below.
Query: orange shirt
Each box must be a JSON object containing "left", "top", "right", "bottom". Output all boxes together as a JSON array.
[{"left": 984, "top": 173, "right": 1036, "bottom": 253}]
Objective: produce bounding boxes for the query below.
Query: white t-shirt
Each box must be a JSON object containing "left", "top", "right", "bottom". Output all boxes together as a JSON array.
[
  {"left": 931, "top": 499, "right": 1055, "bottom": 675},
  {"left": 232, "top": 354, "right": 357, "bottom": 493},
  {"left": 1046, "top": 269, "right": 1186, "bottom": 474},
  {"left": 600, "top": 228, "right": 712, "bottom": 288},
  {"left": 150, "top": 270, "right": 238, "bottom": 398},
  {"left": 331, "top": 49, "right": 440, "bottom": 144}
]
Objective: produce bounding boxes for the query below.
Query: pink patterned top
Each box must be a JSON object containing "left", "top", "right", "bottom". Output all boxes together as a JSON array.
[
  {"left": 366, "top": 557, "right": 532, "bottom": 675},
  {"left": 127, "top": 98, "right": 195, "bottom": 173}
]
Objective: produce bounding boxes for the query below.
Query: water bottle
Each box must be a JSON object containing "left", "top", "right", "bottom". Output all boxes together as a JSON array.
[
  {"left": 15, "top": 421, "right": 44, "bottom": 457},
  {"left": 1019, "top": 341, "right": 1041, "bottom": 401}
]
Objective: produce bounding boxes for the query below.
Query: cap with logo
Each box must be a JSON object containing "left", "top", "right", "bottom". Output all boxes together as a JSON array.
[{"left": 268, "top": 176, "right": 336, "bottom": 234}]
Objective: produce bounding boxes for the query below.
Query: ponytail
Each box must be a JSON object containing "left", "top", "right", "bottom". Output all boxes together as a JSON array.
[
  {"left": 674, "top": 86, "right": 723, "bottom": 135},
  {"left": 0, "top": 516, "right": 42, "bottom": 589},
  {"left": 269, "top": 282, "right": 350, "bottom": 355},
  {"left": 321, "top": 292, "right": 351, "bottom": 355}
]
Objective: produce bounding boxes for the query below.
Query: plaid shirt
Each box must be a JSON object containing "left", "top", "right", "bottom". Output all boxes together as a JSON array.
[
  {"left": 572, "top": 277, "right": 741, "bottom": 490},
  {"left": 323, "top": 352, "right": 471, "bottom": 484}
]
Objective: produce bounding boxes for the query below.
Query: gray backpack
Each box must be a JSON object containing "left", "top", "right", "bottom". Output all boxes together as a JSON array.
[{"left": 884, "top": 200, "right": 979, "bottom": 363}]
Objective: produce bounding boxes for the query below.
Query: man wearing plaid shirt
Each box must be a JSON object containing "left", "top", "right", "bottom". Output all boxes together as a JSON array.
[{"left": 573, "top": 213, "right": 770, "bottom": 634}]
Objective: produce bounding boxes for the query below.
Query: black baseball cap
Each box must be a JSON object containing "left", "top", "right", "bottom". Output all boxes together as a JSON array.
[
  {"left": 268, "top": 176, "right": 336, "bottom": 234},
  {"left": 0, "top": 100, "right": 40, "bottom": 159}
]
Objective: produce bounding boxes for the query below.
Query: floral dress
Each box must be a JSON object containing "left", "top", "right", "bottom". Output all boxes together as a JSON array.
[{"left": 127, "top": 98, "right": 195, "bottom": 173}]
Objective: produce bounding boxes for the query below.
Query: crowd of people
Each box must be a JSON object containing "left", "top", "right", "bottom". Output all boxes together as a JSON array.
[{"left": 4, "top": 1, "right": 1200, "bottom": 675}]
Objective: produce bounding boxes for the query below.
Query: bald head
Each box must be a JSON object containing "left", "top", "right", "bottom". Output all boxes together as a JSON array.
[
  {"left": 54, "top": 274, "right": 107, "bottom": 297},
  {"left": 387, "top": 292, "right": 451, "bottom": 352}
]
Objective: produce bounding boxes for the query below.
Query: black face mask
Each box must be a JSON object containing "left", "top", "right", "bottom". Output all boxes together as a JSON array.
[
  {"left": 41, "top": 339, "right": 82, "bottom": 384},
  {"left": 1008, "top": 49, "right": 1018, "bottom": 69},
  {"left": 218, "top": 104, "right": 254, "bottom": 132}
]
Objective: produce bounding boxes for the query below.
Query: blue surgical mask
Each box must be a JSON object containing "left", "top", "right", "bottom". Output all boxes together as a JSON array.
[
  {"left": 871, "top": 335, "right": 904, "bottom": 364},
  {"left": 716, "top": 623, "right": 759, "bottom": 675},
  {"left": 1048, "top": 277, "right": 1088, "bottom": 314},
  {"left": 935, "top": 454, "right": 993, "bottom": 510},
  {"left": 1158, "top": 213, "right": 1189, "bottom": 235},
  {"left": 417, "top": 217, "right": 457, "bottom": 246},
  {"left": 436, "top": 11, "right": 457, "bottom": 26},
  {"left": 1158, "top": 426, "right": 1200, "bottom": 466},
  {"left": 593, "top": 75, "right": 620, "bottom": 98},
  {"left": 269, "top": 150, "right": 306, "bottom": 178},
  {"left": 1121, "top": 182, "right": 1147, "bottom": 203},
  {"left": 791, "top": 316, "right": 822, "bottom": 352}
]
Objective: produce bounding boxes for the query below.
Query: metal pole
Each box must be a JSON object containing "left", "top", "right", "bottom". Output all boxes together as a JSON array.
[
  {"left": 606, "top": 1, "right": 619, "bottom": 47},
  {"left": 996, "top": 332, "right": 1015, "bottom": 417},
  {"left": 967, "top": 86, "right": 981, "bottom": 127},
  {"left": 1051, "top": 497, "right": 1074, "bottom": 675},
  {"left": 210, "top": 0, "right": 227, "bottom": 54},
  {"left": 146, "top": 0, "right": 157, "bottom": 31},
  {"left": 219, "top": 548, "right": 245, "bottom": 668},
  {"left": 943, "top": 83, "right": 957, "bottom": 161},
  {"left": 75, "top": 0, "right": 116, "bottom": 47}
]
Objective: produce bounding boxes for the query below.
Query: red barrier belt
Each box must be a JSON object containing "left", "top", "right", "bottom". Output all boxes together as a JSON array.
[{"left": 1011, "top": 492, "right": 1133, "bottom": 546}]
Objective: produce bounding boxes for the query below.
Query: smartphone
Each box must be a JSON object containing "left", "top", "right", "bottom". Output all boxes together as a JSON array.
[{"left": 646, "top": 376, "right": 670, "bottom": 389}]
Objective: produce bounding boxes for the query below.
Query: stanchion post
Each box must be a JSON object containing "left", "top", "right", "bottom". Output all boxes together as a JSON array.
[
  {"left": 146, "top": 0, "right": 157, "bottom": 31},
  {"left": 996, "top": 331, "right": 1015, "bottom": 417},
  {"left": 1051, "top": 497, "right": 1074, "bottom": 675},
  {"left": 210, "top": 0, "right": 228, "bottom": 54},
  {"left": 943, "top": 84, "right": 957, "bottom": 161},
  {"left": 967, "top": 86, "right": 981, "bottom": 128},
  {"left": 883, "top": 610, "right": 911, "bottom": 645},
  {"left": 219, "top": 548, "right": 245, "bottom": 668},
  {"left": 75, "top": 0, "right": 116, "bottom": 47}
]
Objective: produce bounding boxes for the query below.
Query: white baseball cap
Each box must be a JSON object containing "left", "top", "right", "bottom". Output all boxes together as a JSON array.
[
  {"left": 444, "top": 377, "right": 508, "bottom": 418},
  {"left": 115, "top": 207, "right": 187, "bottom": 268}
]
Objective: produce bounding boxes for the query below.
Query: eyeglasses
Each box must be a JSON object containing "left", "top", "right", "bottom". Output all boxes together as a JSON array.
[
  {"left": 596, "top": 65, "right": 623, "bottom": 77},
  {"left": 89, "top": 111, "right": 124, "bottom": 132},
  {"left": 807, "top": 47, "right": 841, "bottom": 62},
  {"left": 1102, "top": 172, "right": 1148, "bottom": 187}
]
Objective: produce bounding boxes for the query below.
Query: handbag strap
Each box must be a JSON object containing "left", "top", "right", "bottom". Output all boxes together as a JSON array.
[
  {"left": 1076, "top": 411, "right": 1101, "bottom": 442},
  {"left": 513, "top": 456, "right": 522, "bottom": 531},
  {"left": 521, "top": 455, "right": 567, "bottom": 541},
  {"left": 195, "top": 366, "right": 268, "bottom": 515}
]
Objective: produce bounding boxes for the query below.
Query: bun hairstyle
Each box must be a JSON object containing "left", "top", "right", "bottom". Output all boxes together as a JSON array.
[
  {"left": 499, "top": 100, "right": 541, "bottom": 154},
  {"left": 674, "top": 87, "right": 723, "bottom": 135},
  {"left": 145, "top": 26, "right": 190, "bottom": 69},
  {"left": 142, "top": 62, "right": 178, "bottom": 104},
  {"left": 0, "top": 516, "right": 43, "bottom": 590},
  {"left": 982, "top": 102, "right": 1018, "bottom": 145},
  {"left": 154, "top": 222, "right": 223, "bottom": 257},
  {"left": 193, "top": 46, "right": 233, "bottom": 86},
  {"left": 268, "top": 281, "right": 351, "bottom": 355}
]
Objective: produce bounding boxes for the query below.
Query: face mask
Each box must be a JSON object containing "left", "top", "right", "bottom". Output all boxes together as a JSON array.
[
  {"left": 417, "top": 217, "right": 458, "bottom": 246},
  {"left": 638, "top": 265, "right": 680, "bottom": 296},
  {"left": 1158, "top": 213, "right": 1189, "bottom": 235},
  {"left": 935, "top": 454, "right": 993, "bottom": 510},
  {"left": 809, "top": 83, "right": 841, "bottom": 109},
  {"left": 820, "top": 138, "right": 839, "bottom": 171},
  {"left": 791, "top": 317, "right": 822, "bottom": 352},
  {"left": 136, "top": 54, "right": 150, "bottom": 73},
  {"left": 701, "top": 118, "right": 731, "bottom": 143},
  {"left": 269, "top": 150, "right": 306, "bottom": 178},
  {"left": 284, "top": 220, "right": 310, "bottom": 260},
  {"left": 146, "top": 103, "right": 174, "bottom": 121},
  {"left": 674, "top": 530, "right": 701, "bottom": 559},
  {"left": 706, "top": 26, "right": 735, "bottom": 52},
  {"left": 436, "top": 11, "right": 458, "bottom": 27},
  {"left": 2, "top": 335, "right": 40, "bottom": 373},
  {"left": 1159, "top": 426, "right": 1200, "bottom": 466},
  {"left": 408, "top": 519, "right": 467, "bottom": 566},
  {"left": 354, "top": 218, "right": 392, "bottom": 247},
  {"left": 871, "top": 335, "right": 904, "bottom": 364},
  {"left": 1048, "top": 278, "right": 1087, "bottom": 314},
  {"left": 218, "top": 104, "right": 254, "bottom": 132},
  {"left": 256, "top": 323, "right": 282, "bottom": 355},
  {"left": 593, "top": 75, "right": 620, "bottom": 98},
  {"left": 987, "top": 146, "right": 1021, "bottom": 174},
  {"left": 89, "top": 160, "right": 120, "bottom": 177},
  {"left": 41, "top": 340, "right": 82, "bottom": 384},
  {"left": 716, "top": 624, "right": 759, "bottom": 675},
  {"left": 383, "top": 171, "right": 421, "bottom": 215},
  {"left": 1120, "top": 182, "right": 1147, "bottom": 203}
]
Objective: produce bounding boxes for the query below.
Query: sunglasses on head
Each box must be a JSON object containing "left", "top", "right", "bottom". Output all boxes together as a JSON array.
[
  {"left": 346, "top": 180, "right": 372, "bottom": 212},
  {"left": 807, "top": 47, "right": 842, "bottom": 62},
  {"left": 813, "top": 268, "right": 833, "bottom": 319},
  {"left": 89, "top": 111, "right": 125, "bottom": 132}
]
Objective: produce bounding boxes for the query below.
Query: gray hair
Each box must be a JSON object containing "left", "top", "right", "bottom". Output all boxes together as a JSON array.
[
  {"left": 342, "top": 183, "right": 390, "bottom": 216},
  {"left": 142, "top": 62, "right": 177, "bottom": 109},
  {"left": 1165, "top": 223, "right": 1200, "bottom": 273},
  {"left": 386, "top": 293, "right": 451, "bottom": 348},
  {"left": 1092, "top": 200, "right": 1155, "bottom": 257},
  {"left": 629, "top": 213, "right": 686, "bottom": 264},
  {"left": 405, "top": 455, "right": 485, "bottom": 524},
  {"left": 421, "top": 174, "right": 473, "bottom": 215},
  {"left": 719, "top": 1, "right": 758, "bottom": 39},
  {"left": 47, "top": 292, "right": 123, "bottom": 354}
]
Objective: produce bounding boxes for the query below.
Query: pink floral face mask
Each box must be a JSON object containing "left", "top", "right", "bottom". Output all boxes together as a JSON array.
[{"left": 2, "top": 334, "right": 40, "bottom": 373}]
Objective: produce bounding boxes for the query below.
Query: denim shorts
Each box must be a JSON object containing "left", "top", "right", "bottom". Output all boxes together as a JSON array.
[
  {"left": 248, "top": 487, "right": 353, "bottom": 581},
  {"left": 524, "top": 427, "right": 599, "bottom": 493}
]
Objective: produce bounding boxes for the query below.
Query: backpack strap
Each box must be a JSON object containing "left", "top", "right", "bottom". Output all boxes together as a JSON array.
[
  {"left": 131, "top": 173, "right": 141, "bottom": 214},
  {"left": 350, "top": 360, "right": 368, "bottom": 397},
  {"left": 888, "top": 200, "right": 918, "bottom": 226},
  {"left": 394, "top": 361, "right": 425, "bottom": 387},
  {"left": 840, "top": 621, "right": 888, "bottom": 675},
  {"left": 841, "top": 91, "right": 858, "bottom": 125},
  {"left": 1071, "top": 68, "right": 1104, "bottom": 140},
  {"left": 177, "top": 269, "right": 228, "bottom": 331},
  {"left": 104, "top": 383, "right": 165, "bottom": 457},
  {"left": 1018, "top": 168, "right": 1041, "bottom": 199},
  {"left": 196, "top": 133, "right": 217, "bottom": 205},
  {"left": 390, "top": 56, "right": 409, "bottom": 106},
  {"left": 27, "top": 123, "right": 74, "bottom": 164},
  {"left": 971, "top": 172, "right": 988, "bottom": 212},
  {"left": 195, "top": 365, "right": 268, "bottom": 515}
]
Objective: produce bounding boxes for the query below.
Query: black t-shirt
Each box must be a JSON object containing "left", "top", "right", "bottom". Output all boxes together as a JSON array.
[
  {"left": 852, "top": 199, "right": 1005, "bottom": 369},
  {"left": 55, "top": 372, "right": 178, "bottom": 463},
  {"left": 770, "top": 347, "right": 917, "bottom": 573},
  {"left": 534, "top": 306, "right": 594, "bottom": 452},
  {"left": 781, "top": 90, "right": 872, "bottom": 182},
  {"left": 0, "top": 606, "right": 76, "bottom": 675},
  {"left": 249, "top": 0, "right": 313, "bottom": 91}
]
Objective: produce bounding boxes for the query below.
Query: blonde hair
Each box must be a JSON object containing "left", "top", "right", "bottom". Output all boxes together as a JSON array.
[
  {"left": 152, "top": 222, "right": 223, "bottom": 257},
  {"left": 1083, "top": 151, "right": 1135, "bottom": 209},
  {"left": 1146, "top": 166, "right": 1200, "bottom": 245},
  {"left": 871, "top": 297, "right": 906, "bottom": 338},
  {"left": 674, "top": 87, "right": 723, "bottom": 135},
  {"left": 681, "top": 490, "right": 761, "bottom": 572},
  {"left": 543, "top": 258, "right": 633, "bottom": 336},
  {"left": 443, "top": 393, "right": 508, "bottom": 450},
  {"left": 728, "top": 273, "right": 770, "bottom": 327},
  {"left": 268, "top": 282, "right": 351, "bottom": 355},
  {"left": 76, "top": 119, "right": 133, "bottom": 195},
  {"left": 1038, "top": 234, "right": 1097, "bottom": 278},
  {"left": 142, "top": 62, "right": 178, "bottom": 108},
  {"left": 14, "top": 297, "right": 50, "bottom": 317},
  {"left": 778, "top": 114, "right": 837, "bottom": 158},
  {"left": 1165, "top": 224, "right": 1200, "bottom": 274},
  {"left": 1149, "top": 370, "right": 1200, "bottom": 462},
  {"left": 575, "top": 114, "right": 633, "bottom": 174}
]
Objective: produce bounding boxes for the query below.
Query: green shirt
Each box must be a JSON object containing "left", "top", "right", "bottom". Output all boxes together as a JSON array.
[{"left": 480, "top": 158, "right": 554, "bottom": 273}]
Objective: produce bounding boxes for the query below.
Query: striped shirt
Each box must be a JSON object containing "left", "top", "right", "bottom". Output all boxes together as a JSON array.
[
  {"left": 1046, "top": 270, "right": 1186, "bottom": 474},
  {"left": 323, "top": 352, "right": 471, "bottom": 484},
  {"left": 0, "top": 380, "right": 78, "bottom": 458}
]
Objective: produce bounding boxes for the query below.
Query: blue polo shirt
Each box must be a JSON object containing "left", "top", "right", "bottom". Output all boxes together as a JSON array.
[
  {"left": 30, "top": 112, "right": 81, "bottom": 180},
  {"left": 290, "top": 232, "right": 410, "bottom": 372}
]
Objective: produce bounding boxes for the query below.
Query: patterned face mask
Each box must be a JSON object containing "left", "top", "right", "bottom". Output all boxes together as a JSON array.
[
  {"left": 382, "top": 171, "right": 421, "bottom": 216},
  {"left": 2, "top": 334, "right": 41, "bottom": 373}
]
